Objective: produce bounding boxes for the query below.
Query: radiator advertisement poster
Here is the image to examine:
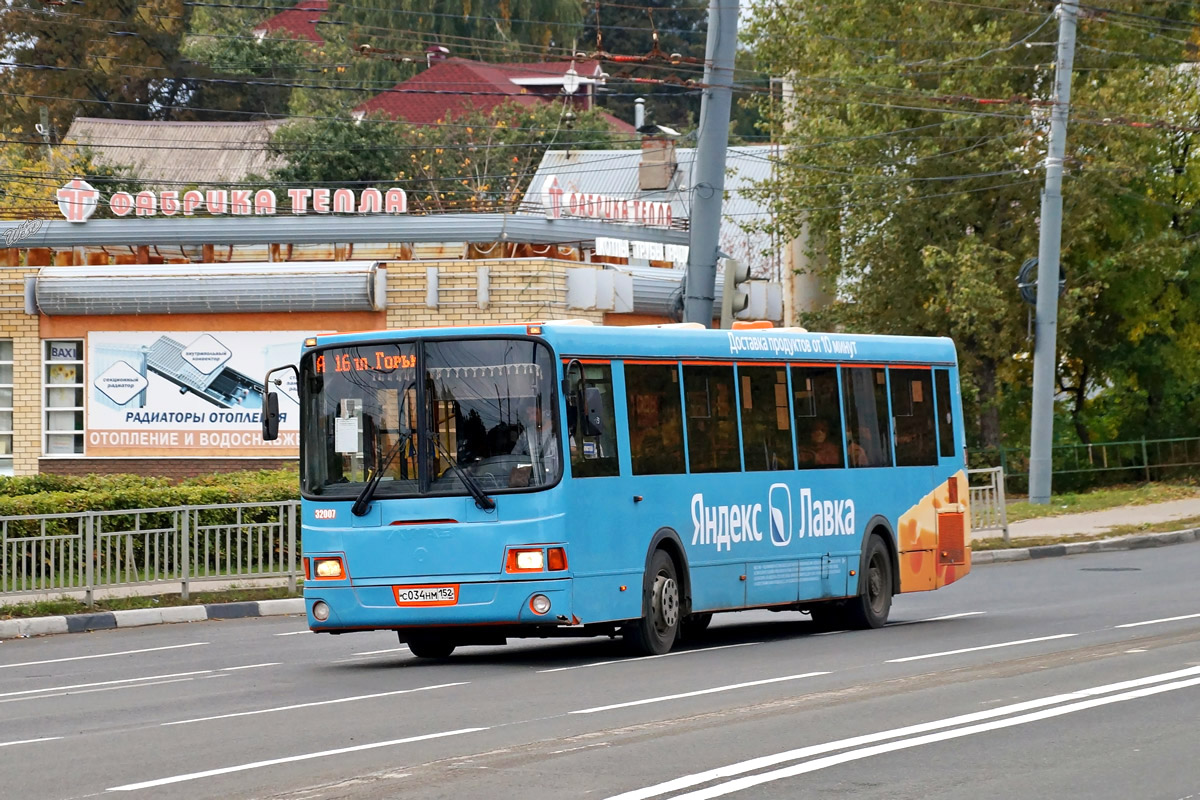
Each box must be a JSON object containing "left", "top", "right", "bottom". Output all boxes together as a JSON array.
[{"left": 86, "top": 331, "right": 307, "bottom": 457}]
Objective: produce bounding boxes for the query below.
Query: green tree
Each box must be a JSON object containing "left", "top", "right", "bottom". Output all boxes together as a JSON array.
[
  {"left": 748, "top": 1, "right": 1200, "bottom": 450},
  {"left": 180, "top": 6, "right": 311, "bottom": 117},
  {"left": 289, "top": 0, "right": 587, "bottom": 114},
  {"left": 582, "top": 0, "right": 708, "bottom": 129},
  {"left": 269, "top": 100, "right": 628, "bottom": 212},
  {"left": 0, "top": 142, "right": 143, "bottom": 220},
  {"left": 0, "top": 0, "right": 192, "bottom": 136}
]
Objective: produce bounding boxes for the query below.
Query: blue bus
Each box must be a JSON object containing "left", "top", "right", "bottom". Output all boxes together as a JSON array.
[{"left": 262, "top": 321, "right": 971, "bottom": 658}]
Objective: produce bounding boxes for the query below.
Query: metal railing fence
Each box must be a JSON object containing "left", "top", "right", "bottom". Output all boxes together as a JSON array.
[
  {"left": 971, "top": 436, "right": 1200, "bottom": 494},
  {"left": 0, "top": 501, "right": 299, "bottom": 606},
  {"left": 967, "top": 466, "right": 1009, "bottom": 543}
]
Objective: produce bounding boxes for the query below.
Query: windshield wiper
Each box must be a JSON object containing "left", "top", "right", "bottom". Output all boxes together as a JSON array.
[
  {"left": 351, "top": 429, "right": 412, "bottom": 517},
  {"left": 428, "top": 431, "right": 496, "bottom": 511}
]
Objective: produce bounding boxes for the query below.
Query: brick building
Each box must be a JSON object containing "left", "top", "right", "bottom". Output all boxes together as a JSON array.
[{"left": 0, "top": 202, "right": 700, "bottom": 479}]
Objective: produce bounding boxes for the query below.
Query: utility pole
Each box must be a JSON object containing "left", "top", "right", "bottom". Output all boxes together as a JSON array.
[
  {"left": 683, "top": 0, "right": 740, "bottom": 326},
  {"left": 1028, "top": 1, "right": 1079, "bottom": 504}
]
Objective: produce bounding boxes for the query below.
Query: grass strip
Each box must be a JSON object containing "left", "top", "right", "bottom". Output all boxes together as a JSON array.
[{"left": 0, "top": 586, "right": 301, "bottom": 620}]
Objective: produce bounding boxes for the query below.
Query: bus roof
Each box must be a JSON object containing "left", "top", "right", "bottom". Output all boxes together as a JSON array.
[{"left": 311, "top": 322, "right": 959, "bottom": 366}]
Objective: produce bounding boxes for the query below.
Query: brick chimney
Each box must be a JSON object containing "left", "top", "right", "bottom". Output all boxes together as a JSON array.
[{"left": 638, "top": 137, "right": 676, "bottom": 191}]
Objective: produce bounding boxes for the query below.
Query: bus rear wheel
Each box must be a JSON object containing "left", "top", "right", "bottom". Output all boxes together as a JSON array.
[
  {"left": 626, "top": 550, "right": 681, "bottom": 656},
  {"left": 844, "top": 535, "right": 892, "bottom": 629},
  {"left": 404, "top": 633, "right": 456, "bottom": 659}
]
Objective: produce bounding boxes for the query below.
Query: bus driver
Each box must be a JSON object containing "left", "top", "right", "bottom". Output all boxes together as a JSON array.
[{"left": 511, "top": 399, "right": 559, "bottom": 485}]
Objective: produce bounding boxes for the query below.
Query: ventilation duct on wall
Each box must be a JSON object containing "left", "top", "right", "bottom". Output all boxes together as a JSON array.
[{"left": 32, "top": 261, "right": 386, "bottom": 316}]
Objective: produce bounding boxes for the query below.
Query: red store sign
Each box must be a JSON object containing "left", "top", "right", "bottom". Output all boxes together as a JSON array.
[{"left": 55, "top": 179, "right": 409, "bottom": 223}]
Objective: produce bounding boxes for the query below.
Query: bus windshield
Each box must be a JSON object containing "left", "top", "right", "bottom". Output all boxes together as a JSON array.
[{"left": 301, "top": 337, "right": 560, "bottom": 499}]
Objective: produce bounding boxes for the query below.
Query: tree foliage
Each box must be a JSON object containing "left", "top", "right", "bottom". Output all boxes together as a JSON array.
[
  {"left": 268, "top": 100, "right": 628, "bottom": 212},
  {"left": 748, "top": 1, "right": 1200, "bottom": 449},
  {"left": 0, "top": 0, "right": 192, "bottom": 136},
  {"left": 301, "top": 0, "right": 587, "bottom": 113},
  {"left": 581, "top": 0, "right": 708, "bottom": 129},
  {"left": 0, "top": 143, "right": 142, "bottom": 220}
]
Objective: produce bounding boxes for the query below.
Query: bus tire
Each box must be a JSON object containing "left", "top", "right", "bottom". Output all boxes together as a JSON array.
[
  {"left": 405, "top": 633, "right": 456, "bottom": 659},
  {"left": 845, "top": 535, "right": 893, "bottom": 629},
  {"left": 626, "top": 549, "right": 681, "bottom": 655}
]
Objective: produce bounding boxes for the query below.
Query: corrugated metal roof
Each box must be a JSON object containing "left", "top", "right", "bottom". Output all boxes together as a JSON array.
[
  {"left": 522, "top": 145, "right": 781, "bottom": 278},
  {"left": 65, "top": 118, "right": 287, "bottom": 188}
]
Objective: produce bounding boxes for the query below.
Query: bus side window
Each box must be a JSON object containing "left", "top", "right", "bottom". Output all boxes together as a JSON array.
[
  {"left": 934, "top": 368, "right": 957, "bottom": 459},
  {"left": 683, "top": 364, "right": 741, "bottom": 474},
  {"left": 568, "top": 363, "right": 620, "bottom": 478},
  {"left": 793, "top": 366, "right": 843, "bottom": 469},
  {"left": 891, "top": 368, "right": 937, "bottom": 466},
  {"left": 624, "top": 363, "right": 686, "bottom": 475},
  {"left": 739, "top": 365, "right": 792, "bottom": 471},
  {"left": 843, "top": 367, "right": 893, "bottom": 468}
]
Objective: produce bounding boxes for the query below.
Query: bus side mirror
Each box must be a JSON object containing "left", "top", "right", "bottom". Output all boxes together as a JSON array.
[{"left": 262, "top": 392, "right": 280, "bottom": 441}]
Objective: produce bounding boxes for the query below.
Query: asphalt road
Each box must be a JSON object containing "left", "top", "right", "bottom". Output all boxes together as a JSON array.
[{"left": 2, "top": 544, "right": 1199, "bottom": 800}]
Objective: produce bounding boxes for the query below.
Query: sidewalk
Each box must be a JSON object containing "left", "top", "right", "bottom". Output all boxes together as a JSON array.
[
  {"left": 970, "top": 497, "right": 1200, "bottom": 565},
  {"left": 1006, "top": 498, "right": 1200, "bottom": 540}
]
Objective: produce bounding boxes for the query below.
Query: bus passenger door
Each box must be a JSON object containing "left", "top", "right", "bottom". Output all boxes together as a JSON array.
[{"left": 561, "top": 360, "right": 643, "bottom": 624}]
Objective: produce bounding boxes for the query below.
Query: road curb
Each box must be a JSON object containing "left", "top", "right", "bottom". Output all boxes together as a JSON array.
[
  {"left": 973, "top": 528, "right": 1199, "bottom": 564},
  {"left": 3, "top": 531, "right": 1198, "bottom": 640},
  {"left": 0, "top": 597, "right": 305, "bottom": 640}
]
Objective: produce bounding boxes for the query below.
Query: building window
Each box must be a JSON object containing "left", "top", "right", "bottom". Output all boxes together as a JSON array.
[
  {"left": 44, "top": 340, "right": 84, "bottom": 455},
  {"left": 0, "top": 340, "right": 12, "bottom": 475}
]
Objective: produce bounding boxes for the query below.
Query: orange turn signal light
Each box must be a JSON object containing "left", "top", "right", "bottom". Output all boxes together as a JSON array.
[
  {"left": 547, "top": 547, "right": 568, "bottom": 571},
  {"left": 303, "top": 557, "right": 310, "bottom": 581},
  {"left": 304, "top": 337, "right": 318, "bottom": 347}
]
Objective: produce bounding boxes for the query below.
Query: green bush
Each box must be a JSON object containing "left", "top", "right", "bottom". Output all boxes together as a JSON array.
[{"left": 0, "top": 468, "right": 299, "bottom": 517}]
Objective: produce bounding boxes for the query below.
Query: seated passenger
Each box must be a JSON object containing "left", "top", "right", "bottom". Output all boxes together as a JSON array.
[{"left": 798, "top": 419, "right": 841, "bottom": 467}]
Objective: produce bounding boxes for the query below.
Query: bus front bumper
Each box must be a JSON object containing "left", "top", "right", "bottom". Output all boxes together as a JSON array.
[{"left": 305, "top": 578, "right": 573, "bottom": 632}]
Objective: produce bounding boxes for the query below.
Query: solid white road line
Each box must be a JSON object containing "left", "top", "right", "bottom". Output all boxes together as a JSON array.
[
  {"left": 1115, "top": 612, "right": 1200, "bottom": 629},
  {"left": 0, "top": 642, "right": 208, "bottom": 670},
  {"left": 664, "top": 673, "right": 1200, "bottom": 799},
  {"left": 218, "top": 663, "right": 280, "bottom": 671},
  {"left": 540, "top": 643, "right": 762, "bottom": 674},
  {"left": 273, "top": 631, "right": 312, "bottom": 636},
  {"left": 351, "top": 647, "right": 410, "bottom": 656},
  {"left": 0, "top": 671, "right": 212, "bottom": 700},
  {"left": 161, "top": 682, "right": 469, "bottom": 726},
  {"left": 605, "top": 664, "right": 1200, "bottom": 800},
  {"left": 0, "top": 736, "right": 63, "bottom": 748},
  {"left": 106, "top": 727, "right": 487, "bottom": 791},
  {"left": 885, "top": 633, "right": 1077, "bottom": 663},
  {"left": 570, "top": 672, "right": 829, "bottom": 715},
  {"left": 894, "top": 611, "right": 988, "bottom": 625}
]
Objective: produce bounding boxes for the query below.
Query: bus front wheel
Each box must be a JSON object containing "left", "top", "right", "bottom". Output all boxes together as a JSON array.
[
  {"left": 627, "top": 550, "right": 681, "bottom": 655},
  {"left": 404, "top": 633, "right": 457, "bottom": 659}
]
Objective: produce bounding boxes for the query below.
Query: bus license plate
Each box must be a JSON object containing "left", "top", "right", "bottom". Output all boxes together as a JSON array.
[{"left": 393, "top": 584, "right": 459, "bottom": 606}]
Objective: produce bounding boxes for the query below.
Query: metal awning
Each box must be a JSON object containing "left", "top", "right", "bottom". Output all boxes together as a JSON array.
[
  {"left": 11, "top": 213, "right": 689, "bottom": 250},
  {"left": 31, "top": 261, "right": 386, "bottom": 316}
]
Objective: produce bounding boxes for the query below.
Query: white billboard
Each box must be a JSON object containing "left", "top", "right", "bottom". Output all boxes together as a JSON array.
[{"left": 87, "top": 331, "right": 307, "bottom": 457}]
